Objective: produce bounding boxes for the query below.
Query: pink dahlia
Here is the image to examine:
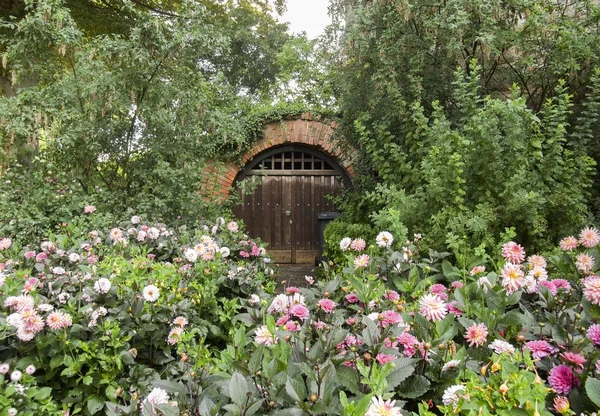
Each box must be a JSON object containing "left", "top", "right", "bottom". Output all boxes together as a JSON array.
[
  {"left": 418, "top": 294, "right": 448, "bottom": 322},
  {"left": 380, "top": 310, "right": 403, "bottom": 328},
  {"left": 353, "top": 254, "right": 370, "bottom": 269},
  {"left": 502, "top": 241, "right": 526, "bottom": 264},
  {"left": 559, "top": 236, "right": 579, "bottom": 251},
  {"left": 167, "top": 327, "right": 183, "bottom": 345},
  {"left": 538, "top": 280, "right": 557, "bottom": 296},
  {"left": 430, "top": 284, "right": 447, "bottom": 295},
  {"left": 552, "top": 279, "right": 571, "bottom": 291},
  {"left": 470, "top": 265, "right": 486, "bottom": 276},
  {"left": 345, "top": 294, "right": 359, "bottom": 304},
  {"left": 384, "top": 290, "right": 400, "bottom": 301},
  {"left": 580, "top": 227, "right": 600, "bottom": 248},
  {"left": 254, "top": 325, "right": 277, "bottom": 346},
  {"left": 524, "top": 340, "right": 558, "bottom": 359},
  {"left": 46, "top": 311, "right": 72, "bottom": 330},
  {"left": 289, "top": 304, "right": 310, "bottom": 320},
  {"left": 451, "top": 281, "right": 464, "bottom": 289},
  {"left": 365, "top": 396, "right": 403, "bottom": 416},
  {"left": 583, "top": 276, "right": 600, "bottom": 305},
  {"left": 317, "top": 298, "right": 336, "bottom": 313},
  {"left": 553, "top": 396, "right": 571, "bottom": 414},
  {"left": 447, "top": 301, "right": 464, "bottom": 317},
  {"left": 501, "top": 263, "right": 525, "bottom": 294},
  {"left": 464, "top": 323, "right": 488, "bottom": 347},
  {"left": 376, "top": 353, "right": 396, "bottom": 365},
  {"left": 0, "top": 237, "right": 12, "bottom": 250},
  {"left": 350, "top": 238, "right": 366, "bottom": 251},
  {"left": 548, "top": 364, "right": 580, "bottom": 395},
  {"left": 576, "top": 253, "right": 595, "bottom": 274},
  {"left": 587, "top": 324, "right": 600, "bottom": 346},
  {"left": 560, "top": 351, "right": 586, "bottom": 369},
  {"left": 527, "top": 255, "right": 547, "bottom": 269},
  {"left": 398, "top": 332, "right": 419, "bottom": 357}
]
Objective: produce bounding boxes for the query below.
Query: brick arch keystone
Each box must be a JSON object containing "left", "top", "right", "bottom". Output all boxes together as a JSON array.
[{"left": 200, "top": 114, "right": 356, "bottom": 202}]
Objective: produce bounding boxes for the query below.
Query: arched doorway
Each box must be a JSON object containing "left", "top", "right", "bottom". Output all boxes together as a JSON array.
[{"left": 233, "top": 145, "right": 351, "bottom": 263}]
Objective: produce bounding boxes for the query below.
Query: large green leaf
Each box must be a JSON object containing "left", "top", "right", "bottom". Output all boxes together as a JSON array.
[
  {"left": 585, "top": 377, "right": 600, "bottom": 407},
  {"left": 229, "top": 372, "right": 248, "bottom": 406}
]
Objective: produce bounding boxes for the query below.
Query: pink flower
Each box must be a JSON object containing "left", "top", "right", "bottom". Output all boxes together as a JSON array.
[
  {"left": 353, "top": 254, "right": 370, "bottom": 269},
  {"left": 254, "top": 325, "right": 277, "bottom": 345},
  {"left": 24, "top": 251, "right": 36, "bottom": 259},
  {"left": 429, "top": 284, "right": 447, "bottom": 295},
  {"left": 418, "top": 294, "right": 447, "bottom": 322},
  {"left": 538, "top": 280, "right": 557, "bottom": 296},
  {"left": 346, "top": 294, "right": 359, "bottom": 304},
  {"left": 451, "top": 281, "right": 463, "bottom": 289},
  {"left": 317, "top": 299, "right": 336, "bottom": 313},
  {"left": 350, "top": 238, "right": 366, "bottom": 251},
  {"left": 548, "top": 364, "right": 580, "bottom": 395},
  {"left": 289, "top": 304, "right": 310, "bottom": 320},
  {"left": 23, "top": 278, "right": 39, "bottom": 292},
  {"left": 464, "top": 323, "right": 488, "bottom": 347},
  {"left": 552, "top": 279, "right": 571, "bottom": 291},
  {"left": 447, "top": 301, "right": 464, "bottom": 317},
  {"left": 398, "top": 332, "right": 419, "bottom": 357},
  {"left": 502, "top": 241, "right": 526, "bottom": 264},
  {"left": 384, "top": 290, "right": 400, "bottom": 301},
  {"left": 583, "top": 276, "right": 600, "bottom": 305},
  {"left": 587, "top": 324, "right": 600, "bottom": 346},
  {"left": 527, "top": 254, "right": 547, "bottom": 269},
  {"left": 284, "top": 321, "right": 301, "bottom": 331},
  {"left": 470, "top": 265, "right": 486, "bottom": 276},
  {"left": 380, "top": 310, "right": 403, "bottom": 328},
  {"left": 501, "top": 263, "right": 525, "bottom": 294},
  {"left": 0, "top": 363, "right": 8, "bottom": 374},
  {"left": 580, "top": 227, "right": 600, "bottom": 248},
  {"left": 559, "top": 236, "right": 579, "bottom": 251},
  {"left": 376, "top": 353, "right": 396, "bottom": 365},
  {"left": 560, "top": 351, "right": 586, "bottom": 369},
  {"left": 251, "top": 244, "right": 260, "bottom": 256},
  {"left": 524, "top": 340, "right": 558, "bottom": 359},
  {"left": 172, "top": 316, "right": 188, "bottom": 327},
  {"left": 35, "top": 252, "right": 48, "bottom": 262},
  {"left": 83, "top": 205, "right": 96, "bottom": 214},
  {"left": 576, "top": 253, "right": 595, "bottom": 274},
  {"left": 0, "top": 238, "right": 12, "bottom": 251},
  {"left": 286, "top": 287, "right": 300, "bottom": 294},
  {"left": 313, "top": 320, "right": 327, "bottom": 330},
  {"left": 346, "top": 317, "right": 357, "bottom": 325},
  {"left": 46, "top": 311, "right": 73, "bottom": 330},
  {"left": 167, "top": 327, "right": 183, "bottom": 345},
  {"left": 365, "top": 396, "right": 403, "bottom": 416},
  {"left": 227, "top": 222, "right": 239, "bottom": 232},
  {"left": 276, "top": 315, "right": 289, "bottom": 326},
  {"left": 553, "top": 396, "right": 571, "bottom": 414}
]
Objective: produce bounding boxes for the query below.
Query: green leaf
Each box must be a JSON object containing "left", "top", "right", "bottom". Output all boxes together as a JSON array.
[
  {"left": 34, "top": 387, "right": 52, "bottom": 400},
  {"left": 229, "top": 372, "right": 248, "bottom": 406},
  {"left": 442, "top": 260, "right": 461, "bottom": 278},
  {"left": 585, "top": 378, "right": 600, "bottom": 407},
  {"left": 153, "top": 380, "right": 188, "bottom": 395},
  {"left": 336, "top": 364, "right": 361, "bottom": 395},
  {"left": 285, "top": 376, "right": 306, "bottom": 402},
  {"left": 396, "top": 374, "right": 430, "bottom": 399},
  {"left": 86, "top": 395, "right": 105, "bottom": 415},
  {"left": 386, "top": 359, "right": 415, "bottom": 389},
  {"left": 355, "top": 394, "right": 374, "bottom": 416}
]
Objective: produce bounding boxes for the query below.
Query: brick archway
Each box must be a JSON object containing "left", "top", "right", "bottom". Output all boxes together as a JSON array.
[{"left": 200, "top": 113, "right": 356, "bottom": 201}]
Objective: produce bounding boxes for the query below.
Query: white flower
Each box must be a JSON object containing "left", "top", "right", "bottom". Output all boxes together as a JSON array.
[
  {"left": 52, "top": 267, "right": 66, "bottom": 275},
  {"left": 68, "top": 253, "right": 80, "bottom": 263},
  {"left": 442, "top": 359, "right": 461, "bottom": 372},
  {"left": 137, "top": 231, "right": 147, "bottom": 241},
  {"left": 143, "top": 285, "right": 160, "bottom": 302},
  {"left": 184, "top": 248, "right": 198, "bottom": 262},
  {"left": 25, "top": 365, "right": 35, "bottom": 375},
  {"left": 376, "top": 231, "right": 394, "bottom": 248},
  {"left": 442, "top": 384, "right": 464, "bottom": 406},
  {"left": 249, "top": 294, "right": 260, "bottom": 305},
  {"left": 367, "top": 312, "right": 379, "bottom": 321},
  {"left": 58, "top": 292, "right": 70, "bottom": 304},
  {"left": 94, "top": 278, "right": 111, "bottom": 294},
  {"left": 10, "top": 370, "right": 22, "bottom": 382},
  {"left": 339, "top": 237, "right": 352, "bottom": 251},
  {"left": 37, "top": 303, "right": 54, "bottom": 312},
  {"left": 305, "top": 275, "right": 314, "bottom": 285},
  {"left": 254, "top": 325, "right": 277, "bottom": 346},
  {"left": 8, "top": 408, "right": 17, "bottom": 416},
  {"left": 365, "top": 396, "right": 403, "bottom": 416},
  {"left": 220, "top": 247, "right": 230, "bottom": 258},
  {"left": 488, "top": 339, "right": 516, "bottom": 355},
  {"left": 267, "top": 294, "right": 289, "bottom": 314},
  {"left": 0, "top": 237, "right": 12, "bottom": 250},
  {"left": 6, "top": 313, "right": 23, "bottom": 328},
  {"left": 131, "top": 215, "right": 141, "bottom": 224},
  {"left": 144, "top": 387, "right": 169, "bottom": 407},
  {"left": 0, "top": 363, "right": 9, "bottom": 374},
  {"left": 0, "top": 272, "right": 6, "bottom": 288},
  {"left": 147, "top": 227, "right": 160, "bottom": 240},
  {"left": 227, "top": 222, "right": 239, "bottom": 232}
]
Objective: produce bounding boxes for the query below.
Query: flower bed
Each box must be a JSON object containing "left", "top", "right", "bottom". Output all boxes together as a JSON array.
[{"left": 2, "top": 215, "right": 600, "bottom": 415}]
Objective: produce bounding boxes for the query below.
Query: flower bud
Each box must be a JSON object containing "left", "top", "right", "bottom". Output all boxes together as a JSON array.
[
  {"left": 363, "top": 353, "right": 372, "bottom": 361},
  {"left": 491, "top": 362, "right": 501, "bottom": 373},
  {"left": 499, "top": 382, "right": 509, "bottom": 395},
  {"left": 310, "top": 393, "right": 318, "bottom": 403},
  {"left": 553, "top": 396, "right": 570, "bottom": 414},
  {"left": 423, "top": 342, "right": 432, "bottom": 350},
  {"left": 115, "top": 387, "right": 122, "bottom": 397},
  {"left": 517, "top": 334, "right": 526, "bottom": 342}
]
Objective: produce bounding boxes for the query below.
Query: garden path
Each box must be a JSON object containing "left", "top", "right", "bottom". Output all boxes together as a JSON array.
[{"left": 275, "top": 264, "right": 314, "bottom": 292}]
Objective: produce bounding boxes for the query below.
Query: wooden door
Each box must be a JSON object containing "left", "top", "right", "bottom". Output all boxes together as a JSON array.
[{"left": 234, "top": 148, "right": 347, "bottom": 263}]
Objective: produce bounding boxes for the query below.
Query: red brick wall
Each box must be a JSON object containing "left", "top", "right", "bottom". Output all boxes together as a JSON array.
[{"left": 200, "top": 113, "right": 356, "bottom": 202}]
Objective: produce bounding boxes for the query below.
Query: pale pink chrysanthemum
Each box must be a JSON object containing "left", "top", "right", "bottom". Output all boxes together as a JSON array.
[
  {"left": 580, "top": 227, "right": 600, "bottom": 248},
  {"left": 339, "top": 237, "right": 352, "bottom": 251},
  {"left": 83, "top": 205, "right": 96, "bottom": 214},
  {"left": 254, "top": 325, "right": 277, "bottom": 346},
  {"left": 16, "top": 326, "right": 36, "bottom": 342},
  {"left": 350, "top": 238, "right": 366, "bottom": 252},
  {"left": 313, "top": 320, "right": 327, "bottom": 330},
  {"left": 470, "top": 265, "right": 486, "bottom": 276},
  {"left": 576, "top": 253, "right": 595, "bottom": 274},
  {"left": 0, "top": 237, "right": 12, "bottom": 250},
  {"left": 289, "top": 304, "right": 310, "bottom": 320},
  {"left": 6, "top": 313, "right": 23, "bottom": 328},
  {"left": 587, "top": 324, "right": 600, "bottom": 346},
  {"left": 527, "top": 266, "right": 548, "bottom": 281},
  {"left": 418, "top": 294, "right": 448, "bottom": 322},
  {"left": 353, "top": 254, "right": 370, "bottom": 269},
  {"left": 317, "top": 299, "right": 336, "bottom": 313},
  {"left": 109, "top": 228, "right": 123, "bottom": 241},
  {"left": 24, "top": 251, "right": 36, "bottom": 259},
  {"left": 25, "top": 365, "right": 35, "bottom": 375},
  {"left": 227, "top": 222, "right": 238, "bottom": 232},
  {"left": 464, "top": 323, "right": 488, "bottom": 347},
  {"left": 167, "top": 327, "right": 183, "bottom": 345},
  {"left": 442, "top": 385, "right": 465, "bottom": 406},
  {"left": 441, "top": 359, "right": 461, "bottom": 372},
  {"left": 380, "top": 310, "right": 403, "bottom": 328},
  {"left": 23, "top": 313, "right": 44, "bottom": 333},
  {"left": 502, "top": 241, "right": 526, "bottom": 264},
  {"left": 527, "top": 255, "right": 547, "bottom": 269},
  {"left": 46, "top": 311, "right": 72, "bottom": 330},
  {"left": 0, "top": 363, "right": 9, "bottom": 374},
  {"left": 559, "top": 236, "right": 579, "bottom": 251},
  {"left": 172, "top": 316, "right": 188, "bottom": 327},
  {"left": 524, "top": 340, "right": 558, "bottom": 359},
  {"left": 488, "top": 340, "right": 516, "bottom": 355},
  {"left": 94, "top": 278, "right": 111, "bottom": 294},
  {"left": 451, "top": 281, "right": 463, "bottom": 289},
  {"left": 447, "top": 301, "right": 464, "bottom": 317},
  {"left": 143, "top": 387, "right": 169, "bottom": 408},
  {"left": 583, "top": 276, "right": 600, "bottom": 305},
  {"left": 548, "top": 364, "right": 580, "bottom": 395},
  {"left": 365, "top": 396, "right": 403, "bottom": 416},
  {"left": 560, "top": 351, "right": 586, "bottom": 369},
  {"left": 5, "top": 295, "right": 35, "bottom": 312},
  {"left": 501, "top": 263, "right": 525, "bottom": 294}
]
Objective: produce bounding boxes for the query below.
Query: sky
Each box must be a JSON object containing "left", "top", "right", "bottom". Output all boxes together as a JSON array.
[{"left": 280, "top": 0, "right": 331, "bottom": 39}]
